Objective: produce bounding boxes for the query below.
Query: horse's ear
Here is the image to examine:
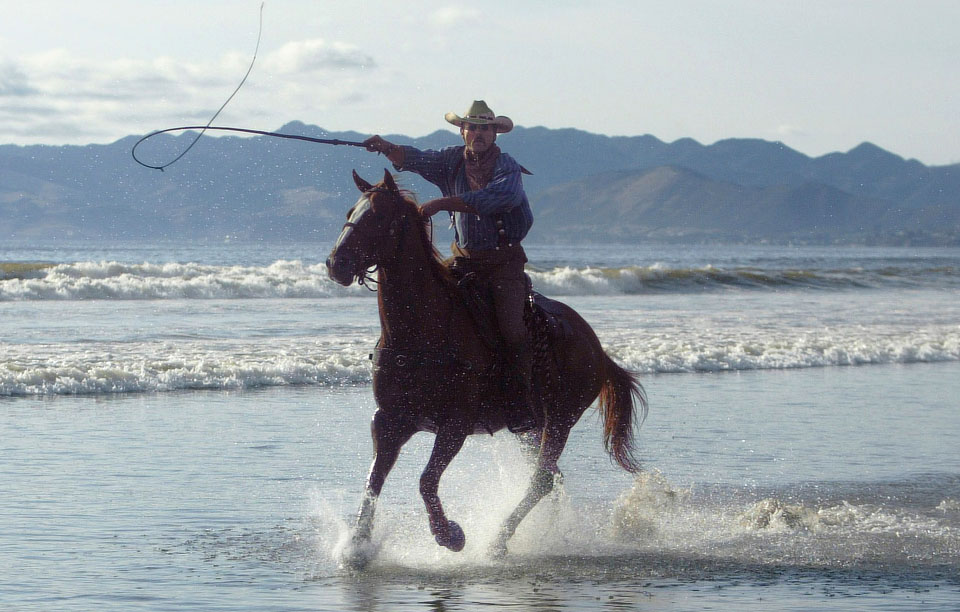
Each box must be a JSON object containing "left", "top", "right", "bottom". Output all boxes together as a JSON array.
[
  {"left": 353, "top": 170, "right": 373, "bottom": 192},
  {"left": 383, "top": 169, "right": 399, "bottom": 193}
]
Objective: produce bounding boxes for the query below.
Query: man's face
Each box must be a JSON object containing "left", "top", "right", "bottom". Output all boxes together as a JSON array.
[{"left": 461, "top": 122, "right": 496, "bottom": 154}]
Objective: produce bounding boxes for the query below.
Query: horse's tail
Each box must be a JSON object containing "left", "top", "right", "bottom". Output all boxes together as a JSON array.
[{"left": 597, "top": 352, "right": 647, "bottom": 473}]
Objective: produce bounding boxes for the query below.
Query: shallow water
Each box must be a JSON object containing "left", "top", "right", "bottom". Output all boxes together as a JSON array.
[
  {"left": 3, "top": 241, "right": 959, "bottom": 609},
  {"left": 3, "top": 362, "right": 959, "bottom": 610}
]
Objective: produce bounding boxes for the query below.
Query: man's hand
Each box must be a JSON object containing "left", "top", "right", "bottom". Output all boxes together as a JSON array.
[
  {"left": 418, "top": 199, "right": 446, "bottom": 218},
  {"left": 419, "top": 197, "right": 476, "bottom": 218},
  {"left": 363, "top": 135, "right": 404, "bottom": 164},
  {"left": 363, "top": 135, "right": 395, "bottom": 155}
]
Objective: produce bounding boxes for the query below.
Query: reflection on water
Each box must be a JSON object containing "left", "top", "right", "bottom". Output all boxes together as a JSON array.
[{"left": 319, "top": 552, "right": 956, "bottom": 611}]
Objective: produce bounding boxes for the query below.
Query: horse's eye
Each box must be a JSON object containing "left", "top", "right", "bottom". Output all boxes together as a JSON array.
[{"left": 345, "top": 206, "right": 355, "bottom": 220}]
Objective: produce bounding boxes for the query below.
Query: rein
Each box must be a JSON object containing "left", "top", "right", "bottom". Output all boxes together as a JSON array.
[
  {"left": 339, "top": 188, "right": 389, "bottom": 290},
  {"left": 339, "top": 217, "right": 383, "bottom": 290},
  {"left": 337, "top": 187, "right": 429, "bottom": 291}
]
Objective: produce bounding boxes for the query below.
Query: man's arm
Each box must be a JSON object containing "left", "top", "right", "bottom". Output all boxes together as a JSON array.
[
  {"left": 419, "top": 196, "right": 476, "bottom": 218},
  {"left": 363, "top": 135, "right": 405, "bottom": 166}
]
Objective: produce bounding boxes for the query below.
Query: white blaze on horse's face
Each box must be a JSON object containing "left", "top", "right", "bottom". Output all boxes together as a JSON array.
[{"left": 334, "top": 196, "right": 373, "bottom": 251}]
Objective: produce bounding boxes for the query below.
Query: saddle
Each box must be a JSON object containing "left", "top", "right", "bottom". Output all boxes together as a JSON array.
[
  {"left": 450, "top": 259, "right": 573, "bottom": 432},
  {"left": 449, "top": 258, "right": 571, "bottom": 352}
]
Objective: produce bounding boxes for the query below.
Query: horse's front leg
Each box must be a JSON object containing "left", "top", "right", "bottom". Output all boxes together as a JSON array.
[
  {"left": 346, "top": 409, "right": 416, "bottom": 568},
  {"left": 490, "top": 415, "right": 574, "bottom": 558},
  {"left": 420, "top": 425, "right": 468, "bottom": 551}
]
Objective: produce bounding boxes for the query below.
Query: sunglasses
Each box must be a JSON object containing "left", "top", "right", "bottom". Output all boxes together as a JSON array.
[{"left": 463, "top": 123, "right": 494, "bottom": 132}]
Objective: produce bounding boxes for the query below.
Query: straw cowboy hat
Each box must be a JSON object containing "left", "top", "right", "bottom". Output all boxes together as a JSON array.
[{"left": 444, "top": 100, "right": 514, "bottom": 134}]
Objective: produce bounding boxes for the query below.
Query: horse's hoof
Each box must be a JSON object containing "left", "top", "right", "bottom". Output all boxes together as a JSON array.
[
  {"left": 341, "top": 542, "right": 373, "bottom": 571},
  {"left": 436, "top": 520, "right": 466, "bottom": 552},
  {"left": 340, "top": 531, "right": 378, "bottom": 571},
  {"left": 489, "top": 538, "right": 508, "bottom": 560}
]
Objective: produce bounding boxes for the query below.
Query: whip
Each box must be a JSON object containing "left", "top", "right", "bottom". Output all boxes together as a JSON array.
[
  {"left": 132, "top": 125, "right": 365, "bottom": 171},
  {"left": 131, "top": 3, "right": 365, "bottom": 171}
]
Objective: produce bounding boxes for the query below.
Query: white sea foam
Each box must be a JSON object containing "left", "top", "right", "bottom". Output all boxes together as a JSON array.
[
  {"left": 525, "top": 263, "right": 953, "bottom": 295},
  {"left": 3, "top": 323, "right": 957, "bottom": 396},
  {"left": 314, "top": 465, "right": 960, "bottom": 573},
  {"left": 737, "top": 498, "right": 951, "bottom": 537},
  {"left": 605, "top": 324, "right": 960, "bottom": 373},
  {"left": 607, "top": 472, "right": 960, "bottom": 567},
  {"left": 527, "top": 264, "right": 753, "bottom": 295},
  {"left": 0, "top": 339, "right": 372, "bottom": 396},
  {"left": 611, "top": 470, "right": 692, "bottom": 540},
  {"left": 3, "top": 259, "right": 952, "bottom": 301},
  {"left": 0, "top": 260, "right": 368, "bottom": 301}
]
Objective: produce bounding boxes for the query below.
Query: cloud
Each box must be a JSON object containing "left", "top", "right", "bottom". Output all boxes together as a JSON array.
[
  {"left": 0, "top": 61, "right": 36, "bottom": 96},
  {"left": 263, "top": 39, "right": 375, "bottom": 74},
  {"left": 0, "top": 40, "right": 379, "bottom": 145},
  {"left": 430, "top": 6, "right": 481, "bottom": 27},
  {"left": 775, "top": 124, "right": 807, "bottom": 138},
  {"left": 10, "top": 41, "right": 374, "bottom": 101}
]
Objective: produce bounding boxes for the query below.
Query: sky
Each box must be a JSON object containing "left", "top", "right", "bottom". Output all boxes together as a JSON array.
[{"left": 1, "top": 0, "right": 958, "bottom": 166}]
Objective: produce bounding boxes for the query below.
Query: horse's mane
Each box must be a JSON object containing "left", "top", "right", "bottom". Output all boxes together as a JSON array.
[{"left": 377, "top": 182, "right": 456, "bottom": 288}]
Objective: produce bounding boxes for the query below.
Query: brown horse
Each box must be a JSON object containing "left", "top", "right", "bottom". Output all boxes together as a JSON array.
[{"left": 325, "top": 169, "right": 646, "bottom": 566}]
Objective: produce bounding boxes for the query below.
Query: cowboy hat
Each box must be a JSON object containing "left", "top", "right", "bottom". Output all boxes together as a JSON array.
[{"left": 444, "top": 100, "right": 514, "bottom": 134}]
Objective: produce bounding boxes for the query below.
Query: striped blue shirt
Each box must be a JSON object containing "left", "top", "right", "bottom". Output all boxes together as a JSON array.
[{"left": 395, "top": 145, "right": 534, "bottom": 251}]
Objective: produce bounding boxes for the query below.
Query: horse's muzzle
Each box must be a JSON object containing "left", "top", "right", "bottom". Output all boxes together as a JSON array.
[{"left": 325, "top": 253, "right": 355, "bottom": 287}]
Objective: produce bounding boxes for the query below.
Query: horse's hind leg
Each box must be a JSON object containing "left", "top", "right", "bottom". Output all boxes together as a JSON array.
[
  {"left": 490, "top": 415, "right": 575, "bottom": 558},
  {"left": 420, "top": 426, "right": 468, "bottom": 551}
]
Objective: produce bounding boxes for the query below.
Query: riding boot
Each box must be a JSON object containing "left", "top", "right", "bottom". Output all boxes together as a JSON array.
[{"left": 504, "top": 343, "right": 538, "bottom": 433}]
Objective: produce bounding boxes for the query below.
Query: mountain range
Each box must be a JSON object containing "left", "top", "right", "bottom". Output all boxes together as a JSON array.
[{"left": 1, "top": 121, "right": 958, "bottom": 245}]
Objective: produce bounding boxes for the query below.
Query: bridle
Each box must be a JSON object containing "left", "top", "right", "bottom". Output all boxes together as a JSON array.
[{"left": 335, "top": 187, "right": 427, "bottom": 291}]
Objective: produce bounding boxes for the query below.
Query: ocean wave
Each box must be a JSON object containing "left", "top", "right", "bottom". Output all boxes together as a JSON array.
[
  {"left": 0, "top": 262, "right": 56, "bottom": 281},
  {"left": 3, "top": 325, "right": 957, "bottom": 396},
  {"left": 2, "top": 259, "right": 956, "bottom": 301},
  {"left": 606, "top": 324, "right": 960, "bottom": 374},
  {"left": 0, "top": 339, "right": 372, "bottom": 396},
  {"left": 528, "top": 263, "right": 959, "bottom": 295},
  {"left": 0, "top": 260, "right": 369, "bottom": 301}
]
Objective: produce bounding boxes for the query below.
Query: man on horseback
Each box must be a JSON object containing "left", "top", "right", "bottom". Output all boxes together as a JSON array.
[{"left": 363, "top": 100, "right": 536, "bottom": 429}]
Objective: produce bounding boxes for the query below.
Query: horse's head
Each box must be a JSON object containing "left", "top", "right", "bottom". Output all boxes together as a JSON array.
[{"left": 325, "top": 169, "right": 412, "bottom": 287}]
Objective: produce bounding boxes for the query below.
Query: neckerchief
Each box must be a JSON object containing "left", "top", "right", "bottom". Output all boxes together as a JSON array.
[{"left": 464, "top": 144, "right": 501, "bottom": 191}]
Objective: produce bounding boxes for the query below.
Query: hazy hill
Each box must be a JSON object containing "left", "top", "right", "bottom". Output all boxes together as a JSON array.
[
  {"left": 533, "top": 166, "right": 908, "bottom": 243},
  {"left": 1, "top": 122, "right": 958, "bottom": 244}
]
